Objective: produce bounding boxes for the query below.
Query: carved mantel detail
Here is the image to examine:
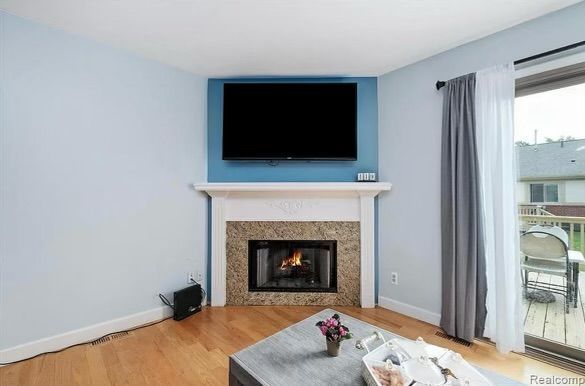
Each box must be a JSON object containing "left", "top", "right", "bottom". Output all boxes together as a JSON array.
[{"left": 267, "top": 200, "right": 318, "bottom": 215}]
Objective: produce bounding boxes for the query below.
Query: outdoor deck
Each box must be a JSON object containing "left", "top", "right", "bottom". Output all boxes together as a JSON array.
[{"left": 523, "top": 271, "right": 585, "bottom": 350}]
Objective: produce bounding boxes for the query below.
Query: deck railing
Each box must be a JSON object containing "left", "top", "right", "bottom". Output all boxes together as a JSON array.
[
  {"left": 518, "top": 205, "right": 555, "bottom": 216},
  {"left": 519, "top": 214, "right": 585, "bottom": 254}
]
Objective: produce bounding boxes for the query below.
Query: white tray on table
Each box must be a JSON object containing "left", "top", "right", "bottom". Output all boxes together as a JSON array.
[{"left": 357, "top": 332, "right": 494, "bottom": 386}]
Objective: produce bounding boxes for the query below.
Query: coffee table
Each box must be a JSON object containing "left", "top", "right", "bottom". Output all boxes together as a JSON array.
[{"left": 229, "top": 308, "right": 524, "bottom": 385}]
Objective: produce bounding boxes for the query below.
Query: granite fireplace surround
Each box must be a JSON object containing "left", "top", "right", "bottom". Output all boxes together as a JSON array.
[{"left": 226, "top": 221, "right": 360, "bottom": 306}]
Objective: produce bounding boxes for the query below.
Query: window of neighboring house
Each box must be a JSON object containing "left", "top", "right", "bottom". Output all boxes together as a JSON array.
[{"left": 530, "top": 183, "right": 559, "bottom": 202}]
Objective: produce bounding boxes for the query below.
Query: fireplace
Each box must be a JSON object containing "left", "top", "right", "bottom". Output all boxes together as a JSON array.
[{"left": 248, "top": 240, "right": 337, "bottom": 293}]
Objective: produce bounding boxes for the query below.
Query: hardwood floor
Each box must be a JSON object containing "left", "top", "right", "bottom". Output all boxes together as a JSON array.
[{"left": 0, "top": 306, "right": 580, "bottom": 385}]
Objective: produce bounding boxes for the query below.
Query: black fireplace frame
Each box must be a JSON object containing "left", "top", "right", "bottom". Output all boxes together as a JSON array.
[{"left": 248, "top": 240, "right": 338, "bottom": 293}]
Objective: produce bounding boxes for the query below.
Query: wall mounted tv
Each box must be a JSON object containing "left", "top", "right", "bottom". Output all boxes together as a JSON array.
[{"left": 222, "top": 83, "right": 357, "bottom": 160}]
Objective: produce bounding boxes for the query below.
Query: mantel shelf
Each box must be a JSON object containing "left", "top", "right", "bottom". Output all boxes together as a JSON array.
[{"left": 193, "top": 182, "right": 392, "bottom": 196}]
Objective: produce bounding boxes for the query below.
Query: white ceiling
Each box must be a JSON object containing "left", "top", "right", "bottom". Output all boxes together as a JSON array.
[{"left": 0, "top": 0, "right": 581, "bottom": 77}]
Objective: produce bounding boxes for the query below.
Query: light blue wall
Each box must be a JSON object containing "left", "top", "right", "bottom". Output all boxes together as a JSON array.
[
  {"left": 377, "top": 2, "right": 585, "bottom": 319},
  {"left": 0, "top": 12, "right": 208, "bottom": 349},
  {"left": 207, "top": 77, "right": 378, "bottom": 182}
]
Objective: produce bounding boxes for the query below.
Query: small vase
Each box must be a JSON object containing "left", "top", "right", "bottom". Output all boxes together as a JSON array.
[{"left": 326, "top": 339, "right": 341, "bottom": 357}]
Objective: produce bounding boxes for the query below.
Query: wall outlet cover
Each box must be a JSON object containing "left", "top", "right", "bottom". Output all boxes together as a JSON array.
[{"left": 391, "top": 272, "right": 398, "bottom": 285}]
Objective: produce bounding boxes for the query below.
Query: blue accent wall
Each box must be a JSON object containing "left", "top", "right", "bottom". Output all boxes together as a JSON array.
[
  {"left": 207, "top": 77, "right": 378, "bottom": 182},
  {"left": 206, "top": 77, "right": 379, "bottom": 303}
]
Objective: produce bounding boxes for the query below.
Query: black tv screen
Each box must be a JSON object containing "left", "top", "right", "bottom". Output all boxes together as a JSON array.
[{"left": 222, "top": 83, "right": 357, "bottom": 160}]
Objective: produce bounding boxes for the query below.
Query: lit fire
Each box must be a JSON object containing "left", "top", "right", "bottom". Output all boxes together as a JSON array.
[{"left": 280, "top": 250, "right": 302, "bottom": 269}]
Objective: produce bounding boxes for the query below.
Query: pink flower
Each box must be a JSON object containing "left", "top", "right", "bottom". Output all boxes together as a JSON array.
[
  {"left": 325, "top": 318, "right": 338, "bottom": 327},
  {"left": 317, "top": 314, "right": 351, "bottom": 343}
]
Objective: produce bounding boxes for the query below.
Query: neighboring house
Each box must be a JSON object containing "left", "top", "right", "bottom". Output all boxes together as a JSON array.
[{"left": 516, "top": 139, "right": 585, "bottom": 207}]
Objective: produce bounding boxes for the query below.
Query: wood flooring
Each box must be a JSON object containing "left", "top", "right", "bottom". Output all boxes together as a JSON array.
[
  {"left": 0, "top": 306, "right": 581, "bottom": 385},
  {"left": 523, "top": 271, "right": 585, "bottom": 350}
]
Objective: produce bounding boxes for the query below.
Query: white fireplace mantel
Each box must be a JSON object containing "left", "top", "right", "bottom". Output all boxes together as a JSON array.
[{"left": 194, "top": 182, "right": 392, "bottom": 308}]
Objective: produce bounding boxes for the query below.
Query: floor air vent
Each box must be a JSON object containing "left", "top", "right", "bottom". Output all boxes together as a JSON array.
[
  {"left": 91, "top": 331, "right": 130, "bottom": 346},
  {"left": 434, "top": 330, "right": 472, "bottom": 347}
]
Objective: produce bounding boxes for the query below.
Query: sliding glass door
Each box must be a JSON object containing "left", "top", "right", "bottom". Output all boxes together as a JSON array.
[{"left": 515, "top": 63, "right": 585, "bottom": 361}]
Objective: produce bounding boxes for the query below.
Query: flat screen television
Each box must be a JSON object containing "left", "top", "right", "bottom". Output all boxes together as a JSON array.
[{"left": 222, "top": 83, "right": 357, "bottom": 160}]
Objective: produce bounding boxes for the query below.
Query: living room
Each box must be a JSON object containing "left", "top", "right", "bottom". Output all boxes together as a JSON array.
[{"left": 1, "top": 1, "right": 585, "bottom": 385}]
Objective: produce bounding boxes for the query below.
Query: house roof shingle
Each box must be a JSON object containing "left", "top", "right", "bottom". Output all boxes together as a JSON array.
[{"left": 517, "top": 138, "right": 585, "bottom": 180}]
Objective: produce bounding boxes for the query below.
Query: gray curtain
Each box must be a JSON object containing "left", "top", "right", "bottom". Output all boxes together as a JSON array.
[{"left": 440, "top": 73, "right": 487, "bottom": 342}]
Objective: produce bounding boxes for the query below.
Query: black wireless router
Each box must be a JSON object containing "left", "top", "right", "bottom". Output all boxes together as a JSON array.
[{"left": 172, "top": 283, "right": 202, "bottom": 321}]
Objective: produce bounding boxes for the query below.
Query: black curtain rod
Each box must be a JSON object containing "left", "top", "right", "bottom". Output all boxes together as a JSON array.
[{"left": 435, "top": 40, "right": 585, "bottom": 90}]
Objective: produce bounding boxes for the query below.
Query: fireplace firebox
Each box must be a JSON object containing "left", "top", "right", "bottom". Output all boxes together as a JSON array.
[{"left": 248, "top": 240, "right": 337, "bottom": 293}]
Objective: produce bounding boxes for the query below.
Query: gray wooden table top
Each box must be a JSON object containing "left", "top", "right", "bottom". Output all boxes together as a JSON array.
[{"left": 230, "top": 308, "right": 524, "bottom": 386}]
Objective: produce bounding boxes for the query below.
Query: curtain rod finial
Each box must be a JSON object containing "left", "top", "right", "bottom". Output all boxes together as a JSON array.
[{"left": 436, "top": 81, "right": 446, "bottom": 90}]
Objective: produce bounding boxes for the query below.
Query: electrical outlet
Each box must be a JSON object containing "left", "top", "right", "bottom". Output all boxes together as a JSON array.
[
  {"left": 391, "top": 272, "right": 398, "bottom": 285},
  {"left": 188, "top": 272, "right": 195, "bottom": 284},
  {"left": 196, "top": 272, "right": 203, "bottom": 282}
]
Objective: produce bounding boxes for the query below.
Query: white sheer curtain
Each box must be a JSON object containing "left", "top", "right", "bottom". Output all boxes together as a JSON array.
[{"left": 475, "top": 63, "right": 525, "bottom": 353}]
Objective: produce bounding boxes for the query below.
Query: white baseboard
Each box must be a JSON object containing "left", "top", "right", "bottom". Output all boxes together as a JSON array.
[
  {"left": 0, "top": 306, "right": 173, "bottom": 365},
  {"left": 378, "top": 296, "right": 441, "bottom": 326}
]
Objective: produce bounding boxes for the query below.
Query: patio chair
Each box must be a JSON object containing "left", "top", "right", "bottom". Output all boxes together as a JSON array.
[
  {"left": 520, "top": 230, "right": 573, "bottom": 313},
  {"left": 528, "top": 224, "right": 569, "bottom": 246},
  {"left": 528, "top": 224, "right": 580, "bottom": 308}
]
